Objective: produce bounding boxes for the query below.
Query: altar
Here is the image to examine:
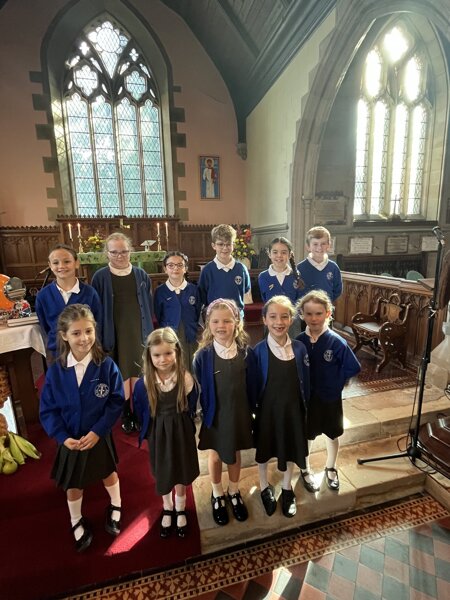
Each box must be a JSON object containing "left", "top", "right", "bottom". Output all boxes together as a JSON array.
[{"left": 78, "top": 250, "right": 166, "bottom": 282}]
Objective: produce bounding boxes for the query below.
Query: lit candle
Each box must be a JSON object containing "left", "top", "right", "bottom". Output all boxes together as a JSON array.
[
  {"left": 77, "top": 222, "right": 81, "bottom": 237},
  {"left": 68, "top": 223, "right": 73, "bottom": 241},
  {"left": 157, "top": 222, "right": 160, "bottom": 235},
  {"left": 165, "top": 222, "right": 168, "bottom": 238}
]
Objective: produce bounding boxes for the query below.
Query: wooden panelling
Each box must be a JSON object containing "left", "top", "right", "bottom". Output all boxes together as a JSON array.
[{"left": 335, "top": 272, "right": 445, "bottom": 368}]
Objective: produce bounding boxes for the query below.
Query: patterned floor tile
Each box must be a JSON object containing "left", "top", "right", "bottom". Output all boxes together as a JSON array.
[{"left": 355, "top": 563, "right": 383, "bottom": 596}]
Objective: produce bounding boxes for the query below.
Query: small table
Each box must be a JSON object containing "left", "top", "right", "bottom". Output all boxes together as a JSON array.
[{"left": 0, "top": 322, "right": 45, "bottom": 435}]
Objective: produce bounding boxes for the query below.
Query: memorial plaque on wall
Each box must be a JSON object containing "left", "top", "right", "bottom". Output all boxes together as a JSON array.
[
  {"left": 421, "top": 236, "right": 439, "bottom": 251},
  {"left": 349, "top": 237, "right": 373, "bottom": 254},
  {"left": 386, "top": 235, "right": 408, "bottom": 254},
  {"left": 313, "top": 196, "right": 347, "bottom": 225}
]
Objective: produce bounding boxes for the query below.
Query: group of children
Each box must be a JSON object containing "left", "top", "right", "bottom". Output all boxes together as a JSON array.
[{"left": 36, "top": 223, "right": 360, "bottom": 552}]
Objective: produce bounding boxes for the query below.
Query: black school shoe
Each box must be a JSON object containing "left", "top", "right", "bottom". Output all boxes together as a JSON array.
[
  {"left": 72, "top": 517, "right": 93, "bottom": 553},
  {"left": 228, "top": 490, "right": 248, "bottom": 522},
  {"left": 160, "top": 509, "right": 174, "bottom": 538},
  {"left": 105, "top": 504, "right": 121, "bottom": 536},
  {"left": 260, "top": 484, "right": 277, "bottom": 516},
  {"left": 211, "top": 494, "right": 229, "bottom": 526},
  {"left": 281, "top": 488, "right": 297, "bottom": 518},
  {"left": 325, "top": 467, "right": 340, "bottom": 491},
  {"left": 121, "top": 400, "right": 137, "bottom": 434}
]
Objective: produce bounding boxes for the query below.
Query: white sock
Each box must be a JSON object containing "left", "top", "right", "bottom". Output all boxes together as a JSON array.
[
  {"left": 175, "top": 494, "right": 187, "bottom": 528},
  {"left": 211, "top": 482, "right": 224, "bottom": 498},
  {"left": 104, "top": 480, "right": 121, "bottom": 522},
  {"left": 162, "top": 492, "right": 174, "bottom": 528},
  {"left": 68, "top": 497, "right": 83, "bottom": 540},
  {"left": 325, "top": 436, "right": 340, "bottom": 480},
  {"left": 228, "top": 479, "right": 239, "bottom": 496},
  {"left": 282, "top": 462, "right": 294, "bottom": 490},
  {"left": 258, "top": 462, "right": 269, "bottom": 490}
]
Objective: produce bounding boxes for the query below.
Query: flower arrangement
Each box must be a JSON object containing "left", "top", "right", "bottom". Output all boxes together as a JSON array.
[
  {"left": 84, "top": 232, "right": 104, "bottom": 252},
  {"left": 233, "top": 224, "right": 256, "bottom": 261}
]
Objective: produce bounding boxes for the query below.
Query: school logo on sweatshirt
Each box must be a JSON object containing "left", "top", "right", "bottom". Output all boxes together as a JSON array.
[
  {"left": 323, "top": 349, "right": 333, "bottom": 362},
  {"left": 234, "top": 275, "right": 243, "bottom": 285},
  {"left": 326, "top": 271, "right": 333, "bottom": 280},
  {"left": 303, "top": 354, "right": 310, "bottom": 367},
  {"left": 189, "top": 295, "right": 196, "bottom": 305},
  {"left": 95, "top": 383, "right": 110, "bottom": 398}
]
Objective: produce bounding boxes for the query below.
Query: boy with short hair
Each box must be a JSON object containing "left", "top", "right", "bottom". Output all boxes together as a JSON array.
[
  {"left": 198, "top": 224, "right": 251, "bottom": 316},
  {"left": 297, "top": 226, "right": 342, "bottom": 302}
]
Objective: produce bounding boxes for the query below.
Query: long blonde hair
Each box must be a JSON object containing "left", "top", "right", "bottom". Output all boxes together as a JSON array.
[
  {"left": 196, "top": 299, "right": 249, "bottom": 352},
  {"left": 142, "top": 328, "right": 187, "bottom": 416}
]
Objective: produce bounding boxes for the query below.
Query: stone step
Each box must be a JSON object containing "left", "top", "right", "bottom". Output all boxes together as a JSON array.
[
  {"left": 193, "top": 434, "right": 431, "bottom": 556},
  {"left": 193, "top": 383, "right": 449, "bottom": 555}
]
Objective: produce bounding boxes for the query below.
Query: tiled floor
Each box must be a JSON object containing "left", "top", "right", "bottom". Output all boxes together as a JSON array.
[
  {"left": 70, "top": 493, "right": 450, "bottom": 600},
  {"left": 194, "top": 514, "right": 450, "bottom": 600}
]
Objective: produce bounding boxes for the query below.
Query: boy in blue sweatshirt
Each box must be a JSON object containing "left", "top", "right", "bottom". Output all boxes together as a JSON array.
[{"left": 198, "top": 224, "right": 251, "bottom": 317}]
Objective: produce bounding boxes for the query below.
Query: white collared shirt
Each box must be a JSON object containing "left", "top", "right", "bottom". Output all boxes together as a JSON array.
[
  {"left": 213, "top": 256, "right": 236, "bottom": 272},
  {"left": 166, "top": 279, "right": 188, "bottom": 295},
  {"left": 213, "top": 339, "right": 238, "bottom": 359},
  {"left": 57, "top": 279, "right": 80, "bottom": 304},
  {"left": 305, "top": 323, "right": 329, "bottom": 343},
  {"left": 267, "top": 333, "right": 294, "bottom": 361},
  {"left": 67, "top": 351, "right": 92, "bottom": 386},
  {"left": 268, "top": 264, "right": 292, "bottom": 285},
  {"left": 109, "top": 263, "right": 133, "bottom": 276},
  {"left": 307, "top": 254, "right": 329, "bottom": 271},
  {"left": 155, "top": 370, "right": 194, "bottom": 394}
]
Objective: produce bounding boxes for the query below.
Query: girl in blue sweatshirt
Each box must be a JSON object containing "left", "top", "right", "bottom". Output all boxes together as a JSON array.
[
  {"left": 40, "top": 304, "right": 124, "bottom": 552},
  {"left": 35, "top": 244, "right": 102, "bottom": 359},
  {"left": 193, "top": 298, "right": 257, "bottom": 527},
  {"left": 297, "top": 291, "right": 360, "bottom": 492},
  {"left": 153, "top": 251, "right": 201, "bottom": 369},
  {"left": 258, "top": 237, "right": 304, "bottom": 337}
]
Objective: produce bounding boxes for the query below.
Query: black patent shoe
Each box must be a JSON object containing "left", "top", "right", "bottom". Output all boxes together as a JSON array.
[
  {"left": 281, "top": 488, "right": 297, "bottom": 518},
  {"left": 211, "top": 494, "right": 229, "bottom": 526},
  {"left": 260, "top": 484, "right": 277, "bottom": 516},
  {"left": 175, "top": 510, "right": 188, "bottom": 538},
  {"left": 121, "top": 400, "right": 136, "bottom": 434},
  {"left": 105, "top": 504, "right": 121, "bottom": 536},
  {"left": 160, "top": 509, "right": 174, "bottom": 538},
  {"left": 300, "top": 470, "right": 320, "bottom": 493},
  {"left": 228, "top": 490, "right": 248, "bottom": 522},
  {"left": 325, "top": 467, "right": 340, "bottom": 491},
  {"left": 72, "top": 517, "right": 93, "bottom": 553}
]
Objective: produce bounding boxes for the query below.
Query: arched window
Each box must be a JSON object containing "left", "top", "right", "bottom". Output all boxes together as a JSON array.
[
  {"left": 354, "top": 25, "right": 431, "bottom": 219},
  {"left": 60, "top": 18, "right": 165, "bottom": 217}
]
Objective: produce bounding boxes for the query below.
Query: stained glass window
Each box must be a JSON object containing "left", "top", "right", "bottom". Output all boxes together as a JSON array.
[
  {"left": 62, "top": 18, "right": 165, "bottom": 216},
  {"left": 354, "top": 25, "right": 429, "bottom": 218}
]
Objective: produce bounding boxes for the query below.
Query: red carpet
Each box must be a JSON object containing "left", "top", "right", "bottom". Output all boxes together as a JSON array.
[{"left": 1, "top": 424, "right": 201, "bottom": 600}]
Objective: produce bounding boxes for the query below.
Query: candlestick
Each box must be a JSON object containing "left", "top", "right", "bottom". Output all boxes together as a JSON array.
[
  {"left": 77, "top": 222, "right": 81, "bottom": 237},
  {"left": 157, "top": 222, "right": 160, "bottom": 235},
  {"left": 68, "top": 223, "right": 73, "bottom": 241},
  {"left": 165, "top": 222, "right": 169, "bottom": 250}
]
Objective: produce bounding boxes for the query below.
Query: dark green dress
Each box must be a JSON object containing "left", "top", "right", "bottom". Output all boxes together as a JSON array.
[{"left": 111, "top": 272, "right": 142, "bottom": 379}]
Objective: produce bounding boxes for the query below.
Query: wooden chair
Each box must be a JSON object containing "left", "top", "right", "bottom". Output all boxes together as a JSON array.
[{"left": 351, "top": 293, "right": 411, "bottom": 372}]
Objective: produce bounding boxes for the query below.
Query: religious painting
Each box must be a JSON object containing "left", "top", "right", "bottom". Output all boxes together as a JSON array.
[{"left": 200, "top": 155, "right": 220, "bottom": 199}]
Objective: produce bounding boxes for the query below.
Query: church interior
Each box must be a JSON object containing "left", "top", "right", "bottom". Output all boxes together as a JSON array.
[{"left": 0, "top": 1, "right": 450, "bottom": 599}]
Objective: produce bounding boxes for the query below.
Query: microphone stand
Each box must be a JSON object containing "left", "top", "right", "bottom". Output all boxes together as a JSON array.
[{"left": 357, "top": 227, "right": 446, "bottom": 466}]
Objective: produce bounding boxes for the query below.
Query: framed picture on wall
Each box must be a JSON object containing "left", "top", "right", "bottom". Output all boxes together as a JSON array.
[{"left": 200, "top": 155, "right": 220, "bottom": 199}]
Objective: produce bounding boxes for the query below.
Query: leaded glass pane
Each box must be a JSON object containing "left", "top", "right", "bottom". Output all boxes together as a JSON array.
[
  {"left": 125, "top": 70, "right": 147, "bottom": 101},
  {"left": 87, "top": 21, "right": 128, "bottom": 78},
  {"left": 407, "top": 105, "right": 427, "bottom": 214},
  {"left": 404, "top": 56, "right": 422, "bottom": 103},
  {"left": 370, "top": 101, "right": 389, "bottom": 214},
  {"left": 354, "top": 99, "right": 369, "bottom": 215},
  {"left": 364, "top": 50, "right": 382, "bottom": 98},
  {"left": 74, "top": 65, "right": 98, "bottom": 96},
  {"left": 141, "top": 100, "right": 164, "bottom": 215},
  {"left": 383, "top": 27, "right": 409, "bottom": 64},
  {"left": 390, "top": 104, "right": 408, "bottom": 213},
  {"left": 117, "top": 99, "right": 143, "bottom": 215}
]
